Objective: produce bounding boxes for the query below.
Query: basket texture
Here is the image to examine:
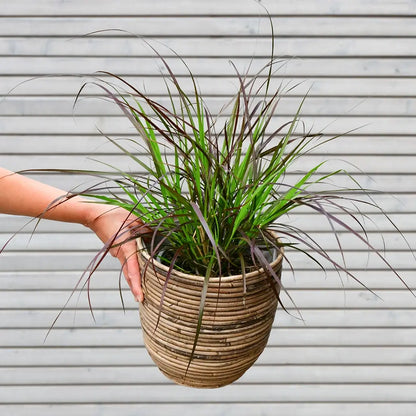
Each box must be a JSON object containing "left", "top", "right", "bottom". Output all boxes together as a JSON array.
[{"left": 137, "top": 237, "right": 283, "bottom": 388}]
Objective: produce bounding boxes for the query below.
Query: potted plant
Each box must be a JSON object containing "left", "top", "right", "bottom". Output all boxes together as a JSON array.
[
  {"left": 77, "top": 54, "right": 289, "bottom": 387},
  {"left": 3, "top": 28, "right": 413, "bottom": 389},
  {"left": 61, "top": 35, "right": 413, "bottom": 388}
]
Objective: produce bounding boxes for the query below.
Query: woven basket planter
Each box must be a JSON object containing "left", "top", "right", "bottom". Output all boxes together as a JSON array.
[{"left": 137, "top": 236, "right": 283, "bottom": 388}]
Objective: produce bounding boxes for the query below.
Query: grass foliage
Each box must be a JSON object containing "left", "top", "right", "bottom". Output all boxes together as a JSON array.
[{"left": 75, "top": 45, "right": 412, "bottom": 299}]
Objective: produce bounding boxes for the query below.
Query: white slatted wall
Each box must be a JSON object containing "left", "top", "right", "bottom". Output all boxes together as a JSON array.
[{"left": 1, "top": 1, "right": 416, "bottom": 415}]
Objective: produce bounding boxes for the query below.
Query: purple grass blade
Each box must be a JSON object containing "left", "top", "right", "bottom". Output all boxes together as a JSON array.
[{"left": 189, "top": 202, "right": 222, "bottom": 276}]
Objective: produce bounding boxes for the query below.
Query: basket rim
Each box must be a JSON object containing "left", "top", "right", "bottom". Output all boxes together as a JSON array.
[{"left": 136, "top": 230, "right": 284, "bottom": 283}]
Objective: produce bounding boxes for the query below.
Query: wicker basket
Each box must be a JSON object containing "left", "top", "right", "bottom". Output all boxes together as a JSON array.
[{"left": 137, "top": 237, "right": 283, "bottom": 388}]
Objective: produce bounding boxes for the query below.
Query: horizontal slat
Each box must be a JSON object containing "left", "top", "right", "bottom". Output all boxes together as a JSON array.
[
  {"left": 0, "top": 404, "right": 415, "bottom": 416},
  {"left": 2, "top": 96, "right": 415, "bottom": 116},
  {"left": 1, "top": 37, "right": 416, "bottom": 57},
  {"left": 1, "top": 346, "right": 415, "bottom": 366},
  {"left": 0, "top": 216, "right": 86, "bottom": 233},
  {"left": 0, "top": 252, "right": 117, "bottom": 271},
  {"left": 1, "top": 212, "right": 415, "bottom": 235},
  {"left": 3, "top": 365, "right": 416, "bottom": 385},
  {"left": 1, "top": 269, "right": 415, "bottom": 291},
  {"left": 0, "top": 289, "right": 414, "bottom": 309},
  {"left": 2, "top": 327, "right": 416, "bottom": 347},
  {"left": 2, "top": 0, "right": 416, "bottom": 16},
  {"left": 3, "top": 151, "right": 416, "bottom": 176},
  {"left": 1, "top": 250, "right": 415, "bottom": 272},
  {"left": 0, "top": 383, "right": 416, "bottom": 403},
  {"left": 0, "top": 231, "right": 413, "bottom": 251},
  {"left": 1, "top": 233, "right": 103, "bottom": 251},
  {"left": 3, "top": 75, "right": 415, "bottom": 95},
  {"left": 3, "top": 135, "right": 416, "bottom": 155},
  {"left": 0, "top": 55, "right": 414, "bottom": 82},
  {"left": 0, "top": 174, "right": 413, "bottom": 197},
  {"left": 3, "top": 231, "right": 416, "bottom": 251},
  {"left": 0, "top": 37, "right": 409, "bottom": 57},
  {"left": 1, "top": 115, "right": 415, "bottom": 136},
  {"left": 1, "top": 308, "right": 415, "bottom": 328},
  {"left": 1, "top": 17, "right": 416, "bottom": 37}
]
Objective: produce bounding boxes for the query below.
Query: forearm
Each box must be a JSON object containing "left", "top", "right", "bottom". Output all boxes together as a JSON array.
[
  {"left": 1, "top": 168, "right": 147, "bottom": 302},
  {"left": 0, "top": 168, "right": 103, "bottom": 226}
]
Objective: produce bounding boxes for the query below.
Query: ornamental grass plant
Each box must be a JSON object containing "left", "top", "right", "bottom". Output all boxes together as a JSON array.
[
  {"left": 75, "top": 43, "right": 412, "bottom": 296},
  {"left": 66, "top": 35, "right": 414, "bottom": 364}
]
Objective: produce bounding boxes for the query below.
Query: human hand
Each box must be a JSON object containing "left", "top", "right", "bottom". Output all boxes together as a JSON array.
[
  {"left": 85, "top": 205, "right": 151, "bottom": 303},
  {"left": 0, "top": 169, "right": 151, "bottom": 301}
]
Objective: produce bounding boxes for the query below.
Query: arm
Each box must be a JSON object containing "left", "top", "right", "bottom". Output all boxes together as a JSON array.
[{"left": 0, "top": 168, "right": 146, "bottom": 302}]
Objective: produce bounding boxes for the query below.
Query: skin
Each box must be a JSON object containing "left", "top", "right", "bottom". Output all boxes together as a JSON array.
[{"left": 0, "top": 167, "right": 149, "bottom": 302}]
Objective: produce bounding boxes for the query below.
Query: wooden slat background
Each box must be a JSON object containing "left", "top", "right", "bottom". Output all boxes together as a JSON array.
[{"left": 1, "top": 0, "right": 415, "bottom": 414}]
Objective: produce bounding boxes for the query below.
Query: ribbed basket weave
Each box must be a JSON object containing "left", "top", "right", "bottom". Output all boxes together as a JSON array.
[{"left": 137, "top": 237, "right": 283, "bottom": 388}]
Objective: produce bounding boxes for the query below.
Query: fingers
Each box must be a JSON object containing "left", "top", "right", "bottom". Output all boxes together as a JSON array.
[
  {"left": 124, "top": 251, "right": 144, "bottom": 303},
  {"left": 113, "top": 241, "right": 144, "bottom": 303},
  {"left": 86, "top": 205, "right": 150, "bottom": 303}
]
